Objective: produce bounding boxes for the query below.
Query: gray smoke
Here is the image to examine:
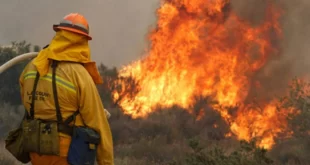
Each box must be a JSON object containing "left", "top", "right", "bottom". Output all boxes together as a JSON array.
[
  {"left": 231, "top": 0, "right": 310, "bottom": 77},
  {"left": 1, "top": 0, "right": 309, "bottom": 78},
  {"left": 0, "top": 0, "right": 159, "bottom": 68},
  {"left": 278, "top": 0, "right": 310, "bottom": 78},
  {"left": 230, "top": 0, "right": 310, "bottom": 101}
]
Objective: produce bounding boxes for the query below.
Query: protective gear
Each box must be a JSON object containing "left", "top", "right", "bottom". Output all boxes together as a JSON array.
[
  {"left": 32, "top": 30, "right": 103, "bottom": 84},
  {"left": 53, "top": 13, "right": 92, "bottom": 40},
  {"left": 19, "top": 31, "right": 114, "bottom": 164}
]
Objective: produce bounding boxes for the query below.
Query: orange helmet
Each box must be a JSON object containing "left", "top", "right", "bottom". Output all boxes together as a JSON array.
[{"left": 53, "top": 13, "right": 92, "bottom": 40}]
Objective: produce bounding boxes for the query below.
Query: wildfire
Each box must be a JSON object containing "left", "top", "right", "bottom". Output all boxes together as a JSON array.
[{"left": 112, "top": 0, "right": 291, "bottom": 149}]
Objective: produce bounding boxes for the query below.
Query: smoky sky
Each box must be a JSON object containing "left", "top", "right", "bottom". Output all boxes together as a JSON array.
[
  {"left": 230, "top": 0, "right": 310, "bottom": 101},
  {"left": 1, "top": 0, "right": 310, "bottom": 76},
  {"left": 0, "top": 0, "right": 159, "bottom": 68},
  {"left": 232, "top": 0, "right": 310, "bottom": 77}
]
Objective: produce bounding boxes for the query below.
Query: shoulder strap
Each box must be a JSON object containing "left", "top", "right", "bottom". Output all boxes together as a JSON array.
[
  {"left": 27, "top": 60, "right": 79, "bottom": 124},
  {"left": 51, "top": 60, "right": 63, "bottom": 123},
  {"left": 28, "top": 71, "right": 40, "bottom": 119},
  {"left": 51, "top": 60, "right": 79, "bottom": 124},
  {"left": 26, "top": 43, "right": 50, "bottom": 119},
  {"left": 64, "top": 110, "right": 79, "bottom": 125}
]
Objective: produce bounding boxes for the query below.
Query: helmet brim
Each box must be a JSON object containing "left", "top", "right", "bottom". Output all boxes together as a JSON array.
[{"left": 53, "top": 25, "right": 92, "bottom": 40}]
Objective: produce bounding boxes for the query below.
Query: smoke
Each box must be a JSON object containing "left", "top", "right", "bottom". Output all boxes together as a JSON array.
[
  {"left": 231, "top": 0, "right": 310, "bottom": 75},
  {"left": 231, "top": 0, "right": 268, "bottom": 26},
  {"left": 278, "top": 0, "right": 310, "bottom": 77},
  {"left": 0, "top": 0, "right": 159, "bottom": 68},
  {"left": 229, "top": 0, "right": 310, "bottom": 101},
  {"left": 1, "top": 0, "right": 309, "bottom": 80}
]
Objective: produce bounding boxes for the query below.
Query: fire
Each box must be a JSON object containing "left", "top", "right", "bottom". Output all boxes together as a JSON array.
[{"left": 112, "top": 0, "right": 290, "bottom": 149}]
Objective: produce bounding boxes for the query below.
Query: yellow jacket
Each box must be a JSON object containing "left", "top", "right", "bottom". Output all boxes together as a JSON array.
[{"left": 19, "top": 30, "right": 114, "bottom": 165}]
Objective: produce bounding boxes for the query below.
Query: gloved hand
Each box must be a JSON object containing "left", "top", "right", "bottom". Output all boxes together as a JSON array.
[{"left": 104, "top": 109, "right": 111, "bottom": 119}]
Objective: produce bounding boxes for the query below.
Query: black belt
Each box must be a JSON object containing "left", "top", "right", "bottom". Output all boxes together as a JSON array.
[{"left": 58, "top": 123, "right": 74, "bottom": 136}]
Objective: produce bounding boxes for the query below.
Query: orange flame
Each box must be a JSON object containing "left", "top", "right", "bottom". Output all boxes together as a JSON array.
[{"left": 113, "top": 0, "right": 290, "bottom": 149}]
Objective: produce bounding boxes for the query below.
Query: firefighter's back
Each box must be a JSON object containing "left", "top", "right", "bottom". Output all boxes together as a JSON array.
[{"left": 20, "top": 61, "right": 91, "bottom": 165}]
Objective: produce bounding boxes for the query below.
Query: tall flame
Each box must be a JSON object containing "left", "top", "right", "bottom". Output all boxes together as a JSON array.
[{"left": 113, "top": 0, "right": 290, "bottom": 149}]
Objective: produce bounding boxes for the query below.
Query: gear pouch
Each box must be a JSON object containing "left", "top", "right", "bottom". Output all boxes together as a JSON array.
[
  {"left": 22, "top": 119, "right": 40, "bottom": 153},
  {"left": 39, "top": 122, "right": 60, "bottom": 155},
  {"left": 5, "top": 126, "right": 31, "bottom": 163},
  {"left": 67, "top": 127, "right": 100, "bottom": 165},
  {"left": 22, "top": 119, "right": 60, "bottom": 155}
]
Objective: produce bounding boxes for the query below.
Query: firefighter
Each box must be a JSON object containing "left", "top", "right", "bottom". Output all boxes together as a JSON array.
[{"left": 19, "top": 13, "right": 114, "bottom": 165}]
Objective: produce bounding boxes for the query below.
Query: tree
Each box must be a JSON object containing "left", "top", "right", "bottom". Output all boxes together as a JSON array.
[
  {"left": 0, "top": 41, "right": 40, "bottom": 105},
  {"left": 33, "top": 45, "right": 41, "bottom": 52}
]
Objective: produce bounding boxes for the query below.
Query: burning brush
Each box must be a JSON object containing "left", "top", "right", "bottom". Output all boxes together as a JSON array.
[{"left": 111, "top": 0, "right": 293, "bottom": 149}]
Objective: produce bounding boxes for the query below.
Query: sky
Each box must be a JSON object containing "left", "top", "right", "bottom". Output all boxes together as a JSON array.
[
  {"left": 0, "top": 0, "right": 159, "bottom": 68},
  {"left": 1, "top": 0, "right": 310, "bottom": 72}
]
